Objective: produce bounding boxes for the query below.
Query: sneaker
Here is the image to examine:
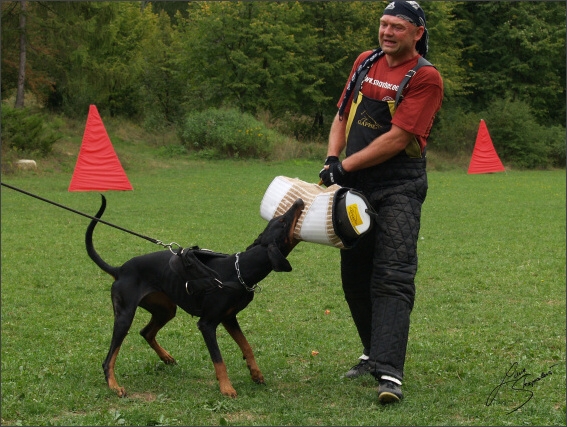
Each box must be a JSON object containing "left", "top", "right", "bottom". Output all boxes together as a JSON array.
[
  {"left": 377, "top": 380, "right": 403, "bottom": 404},
  {"left": 344, "top": 358, "right": 372, "bottom": 378}
]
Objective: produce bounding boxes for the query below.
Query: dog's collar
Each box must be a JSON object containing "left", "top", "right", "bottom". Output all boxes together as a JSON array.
[{"left": 235, "top": 252, "right": 261, "bottom": 293}]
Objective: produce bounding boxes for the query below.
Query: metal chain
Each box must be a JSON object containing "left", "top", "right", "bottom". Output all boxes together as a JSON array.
[{"left": 234, "top": 252, "right": 261, "bottom": 293}]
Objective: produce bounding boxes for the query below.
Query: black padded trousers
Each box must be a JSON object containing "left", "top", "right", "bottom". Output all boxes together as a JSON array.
[{"left": 340, "top": 153, "right": 427, "bottom": 381}]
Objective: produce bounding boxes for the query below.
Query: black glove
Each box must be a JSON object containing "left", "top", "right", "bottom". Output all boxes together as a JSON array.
[
  {"left": 324, "top": 156, "right": 340, "bottom": 166},
  {"left": 319, "top": 161, "right": 347, "bottom": 187}
]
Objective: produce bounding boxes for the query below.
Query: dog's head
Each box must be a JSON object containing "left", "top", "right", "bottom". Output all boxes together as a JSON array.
[{"left": 247, "top": 198, "right": 304, "bottom": 272}]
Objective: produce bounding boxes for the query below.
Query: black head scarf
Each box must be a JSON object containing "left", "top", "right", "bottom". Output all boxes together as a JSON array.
[{"left": 337, "top": 1, "right": 429, "bottom": 119}]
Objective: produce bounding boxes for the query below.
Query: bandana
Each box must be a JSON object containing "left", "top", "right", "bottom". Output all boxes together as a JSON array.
[{"left": 383, "top": 1, "right": 429, "bottom": 57}]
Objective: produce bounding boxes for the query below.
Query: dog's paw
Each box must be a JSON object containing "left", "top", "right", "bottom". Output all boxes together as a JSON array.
[
  {"left": 253, "top": 376, "right": 266, "bottom": 385},
  {"left": 250, "top": 369, "right": 265, "bottom": 385},
  {"left": 162, "top": 355, "right": 177, "bottom": 365},
  {"left": 108, "top": 379, "right": 127, "bottom": 398},
  {"left": 114, "top": 386, "right": 127, "bottom": 398},
  {"left": 156, "top": 349, "right": 177, "bottom": 365},
  {"left": 220, "top": 386, "right": 238, "bottom": 398}
]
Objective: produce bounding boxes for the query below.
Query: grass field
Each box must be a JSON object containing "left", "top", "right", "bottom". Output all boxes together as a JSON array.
[{"left": 1, "top": 146, "right": 565, "bottom": 425}]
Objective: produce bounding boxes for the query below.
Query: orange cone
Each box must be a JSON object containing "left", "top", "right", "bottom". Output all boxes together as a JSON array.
[
  {"left": 467, "top": 119, "right": 505, "bottom": 174},
  {"left": 69, "top": 105, "right": 133, "bottom": 191}
]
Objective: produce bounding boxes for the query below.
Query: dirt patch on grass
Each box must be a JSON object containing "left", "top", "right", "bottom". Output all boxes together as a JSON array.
[{"left": 129, "top": 392, "right": 158, "bottom": 402}]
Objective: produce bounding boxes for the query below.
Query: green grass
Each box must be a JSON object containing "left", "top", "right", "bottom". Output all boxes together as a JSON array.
[{"left": 1, "top": 147, "right": 565, "bottom": 425}]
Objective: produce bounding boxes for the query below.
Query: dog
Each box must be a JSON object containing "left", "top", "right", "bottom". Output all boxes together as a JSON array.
[{"left": 85, "top": 194, "right": 304, "bottom": 398}]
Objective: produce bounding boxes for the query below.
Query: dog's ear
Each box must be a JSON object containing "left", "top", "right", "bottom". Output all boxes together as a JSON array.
[{"left": 267, "top": 244, "right": 292, "bottom": 272}]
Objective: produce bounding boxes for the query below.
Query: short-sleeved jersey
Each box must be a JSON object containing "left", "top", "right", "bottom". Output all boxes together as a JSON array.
[{"left": 337, "top": 51, "right": 443, "bottom": 149}]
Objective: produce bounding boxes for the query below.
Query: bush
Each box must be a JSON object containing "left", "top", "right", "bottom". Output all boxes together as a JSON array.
[
  {"left": 1, "top": 104, "right": 62, "bottom": 156},
  {"left": 270, "top": 111, "right": 329, "bottom": 143},
  {"left": 545, "top": 125, "right": 567, "bottom": 168},
  {"left": 428, "top": 104, "right": 481, "bottom": 155},
  {"left": 482, "top": 98, "right": 561, "bottom": 169},
  {"left": 177, "top": 108, "right": 279, "bottom": 159},
  {"left": 157, "top": 144, "right": 188, "bottom": 158}
]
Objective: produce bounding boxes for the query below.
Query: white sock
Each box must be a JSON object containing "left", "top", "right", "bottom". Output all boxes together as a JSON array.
[
  {"left": 359, "top": 354, "right": 369, "bottom": 361},
  {"left": 381, "top": 375, "right": 402, "bottom": 386}
]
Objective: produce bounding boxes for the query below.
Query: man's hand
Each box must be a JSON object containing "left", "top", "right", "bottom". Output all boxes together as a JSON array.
[
  {"left": 319, "top": 161, "right": 348, "bottom": 187},
  {"left": 324, "top": 156, "right": 340, "bottom": 166}
]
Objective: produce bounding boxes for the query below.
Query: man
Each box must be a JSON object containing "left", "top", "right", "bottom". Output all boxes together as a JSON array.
[{"left": 319, "top": 0, "right": 443, "bottom": 404}]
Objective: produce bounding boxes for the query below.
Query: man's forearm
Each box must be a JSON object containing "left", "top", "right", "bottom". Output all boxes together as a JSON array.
[
  {"left": 341, "top": 124, "right": 413, "bottom": 172},
  {"left": 326, "top": 113, "right": 347, "bottom": 158}
]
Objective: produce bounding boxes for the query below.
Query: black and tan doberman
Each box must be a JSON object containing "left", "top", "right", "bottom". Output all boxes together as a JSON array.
[{"left": 85, "top": 195, "right": 304, "bottom": 398}]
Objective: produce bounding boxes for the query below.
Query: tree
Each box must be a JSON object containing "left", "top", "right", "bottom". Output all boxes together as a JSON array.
[
  {"left": 25, "top": 2, "right": 121, "bottom": 116},
  {"left": 301, "top": 1, "right": 383, "bottom": 122},
  {"left": 2, "top": 1, "right": 54, "bottom": 107},
  {"left": 25, "top": 2, "right": 161, "bottom": 118},
  {"left": 15, "top": 0, "right": 26, "bottom": 108},
  {"left": 1, "top": 0, "right": 563, "bottom": 145},
  {"left": 176, "top": 2, "right": 332, "bottom": 118},
  {"left": 137, "top": 6, "right": 185, "bottom": 128},
  {"left": 174, "top": 1, "right": 468, "bottom": 132},
  {"left": 420, "top": 1, "right": 468, "bottom": 100},
  {"left": 454, "top": 1, "right": 566, "bottom": 126}
]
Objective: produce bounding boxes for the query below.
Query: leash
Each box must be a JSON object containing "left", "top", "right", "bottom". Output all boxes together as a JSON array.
[{"left": 1, "top": 182, "right": 181, "bottom": 252}]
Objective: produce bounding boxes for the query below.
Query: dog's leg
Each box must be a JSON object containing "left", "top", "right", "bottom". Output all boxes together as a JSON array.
[
  {"left": 197, "top": 318, "right": 237, "bottom": 398},
  {"left": 222, "top": 316, "right": 265, "bottom": 385},
  {"left": 104, "top": 346, "right": 125, "bottom": 397},
  {"left": 103, "top": 289, "right": 138, "bottom": 397},
  {"left": 139, "top": 292, "right": 177, "bottom": 365}
]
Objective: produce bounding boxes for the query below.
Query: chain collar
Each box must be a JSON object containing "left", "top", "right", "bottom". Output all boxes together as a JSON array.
[{"left": 235, "top": 252, "right": 261, "bottom": 292}]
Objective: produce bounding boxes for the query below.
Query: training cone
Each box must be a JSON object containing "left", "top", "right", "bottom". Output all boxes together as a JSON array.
[
  {"left": 467, "top": 119, "right": 506, "bottom": 174},
  {"left": 69, "top": 105, "right": 133, "bottom": 191}
]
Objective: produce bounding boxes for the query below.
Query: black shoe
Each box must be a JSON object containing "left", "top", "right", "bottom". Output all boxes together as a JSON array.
[
  {"left": 378, "top": 380, "right": 403, "bottom": 404},
  {"left": 344, "top": 358, "right": 372, "bottom": 378}
]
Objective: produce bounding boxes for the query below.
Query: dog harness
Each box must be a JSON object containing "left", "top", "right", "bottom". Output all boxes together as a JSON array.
[
  {"left": 169, "top": 246, "right": 224, "bottom": 295},
  {"left": 169, "top": 246, "right": 257, "bottom": 296}
]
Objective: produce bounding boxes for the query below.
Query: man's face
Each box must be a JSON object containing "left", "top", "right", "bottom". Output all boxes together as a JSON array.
[{"left": 378, "top": 15, "right": 424, "bottom": 58}]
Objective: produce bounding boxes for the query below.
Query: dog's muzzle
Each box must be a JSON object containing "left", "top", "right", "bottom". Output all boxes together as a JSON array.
[{"left": 260, "top": 176, "right": 374, "bottom": 249}]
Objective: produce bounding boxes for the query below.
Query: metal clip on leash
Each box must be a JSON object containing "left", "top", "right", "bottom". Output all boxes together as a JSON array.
[{"left": 156, "top": 241, "right": 183, "bottom": 254}]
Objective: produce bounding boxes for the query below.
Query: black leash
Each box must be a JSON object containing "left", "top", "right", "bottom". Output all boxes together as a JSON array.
[{"left": 1, "top": 182, "right": 181, "bottom": 251}]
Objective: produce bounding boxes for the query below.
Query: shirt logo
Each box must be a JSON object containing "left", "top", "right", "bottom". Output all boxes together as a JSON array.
[
  {"left": 357, "top": 111, "right": 382, "bottom": 130},
  {"left": 364, "top": 75, "right": 399, "bottom": 92}
]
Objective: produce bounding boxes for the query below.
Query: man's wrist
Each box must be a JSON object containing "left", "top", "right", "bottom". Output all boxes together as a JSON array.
[{"left": 324, "top": 156, "right": 340, "bottom": 166}]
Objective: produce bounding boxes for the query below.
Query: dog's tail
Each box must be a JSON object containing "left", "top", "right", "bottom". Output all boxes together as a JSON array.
[{"left": 86, "top": 194, "right": 120, "bottom": 279}]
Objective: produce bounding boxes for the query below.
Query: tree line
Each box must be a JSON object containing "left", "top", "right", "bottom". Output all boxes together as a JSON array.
[{"left": 1, "top": 1, "right": 565, "bottom": 168}]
